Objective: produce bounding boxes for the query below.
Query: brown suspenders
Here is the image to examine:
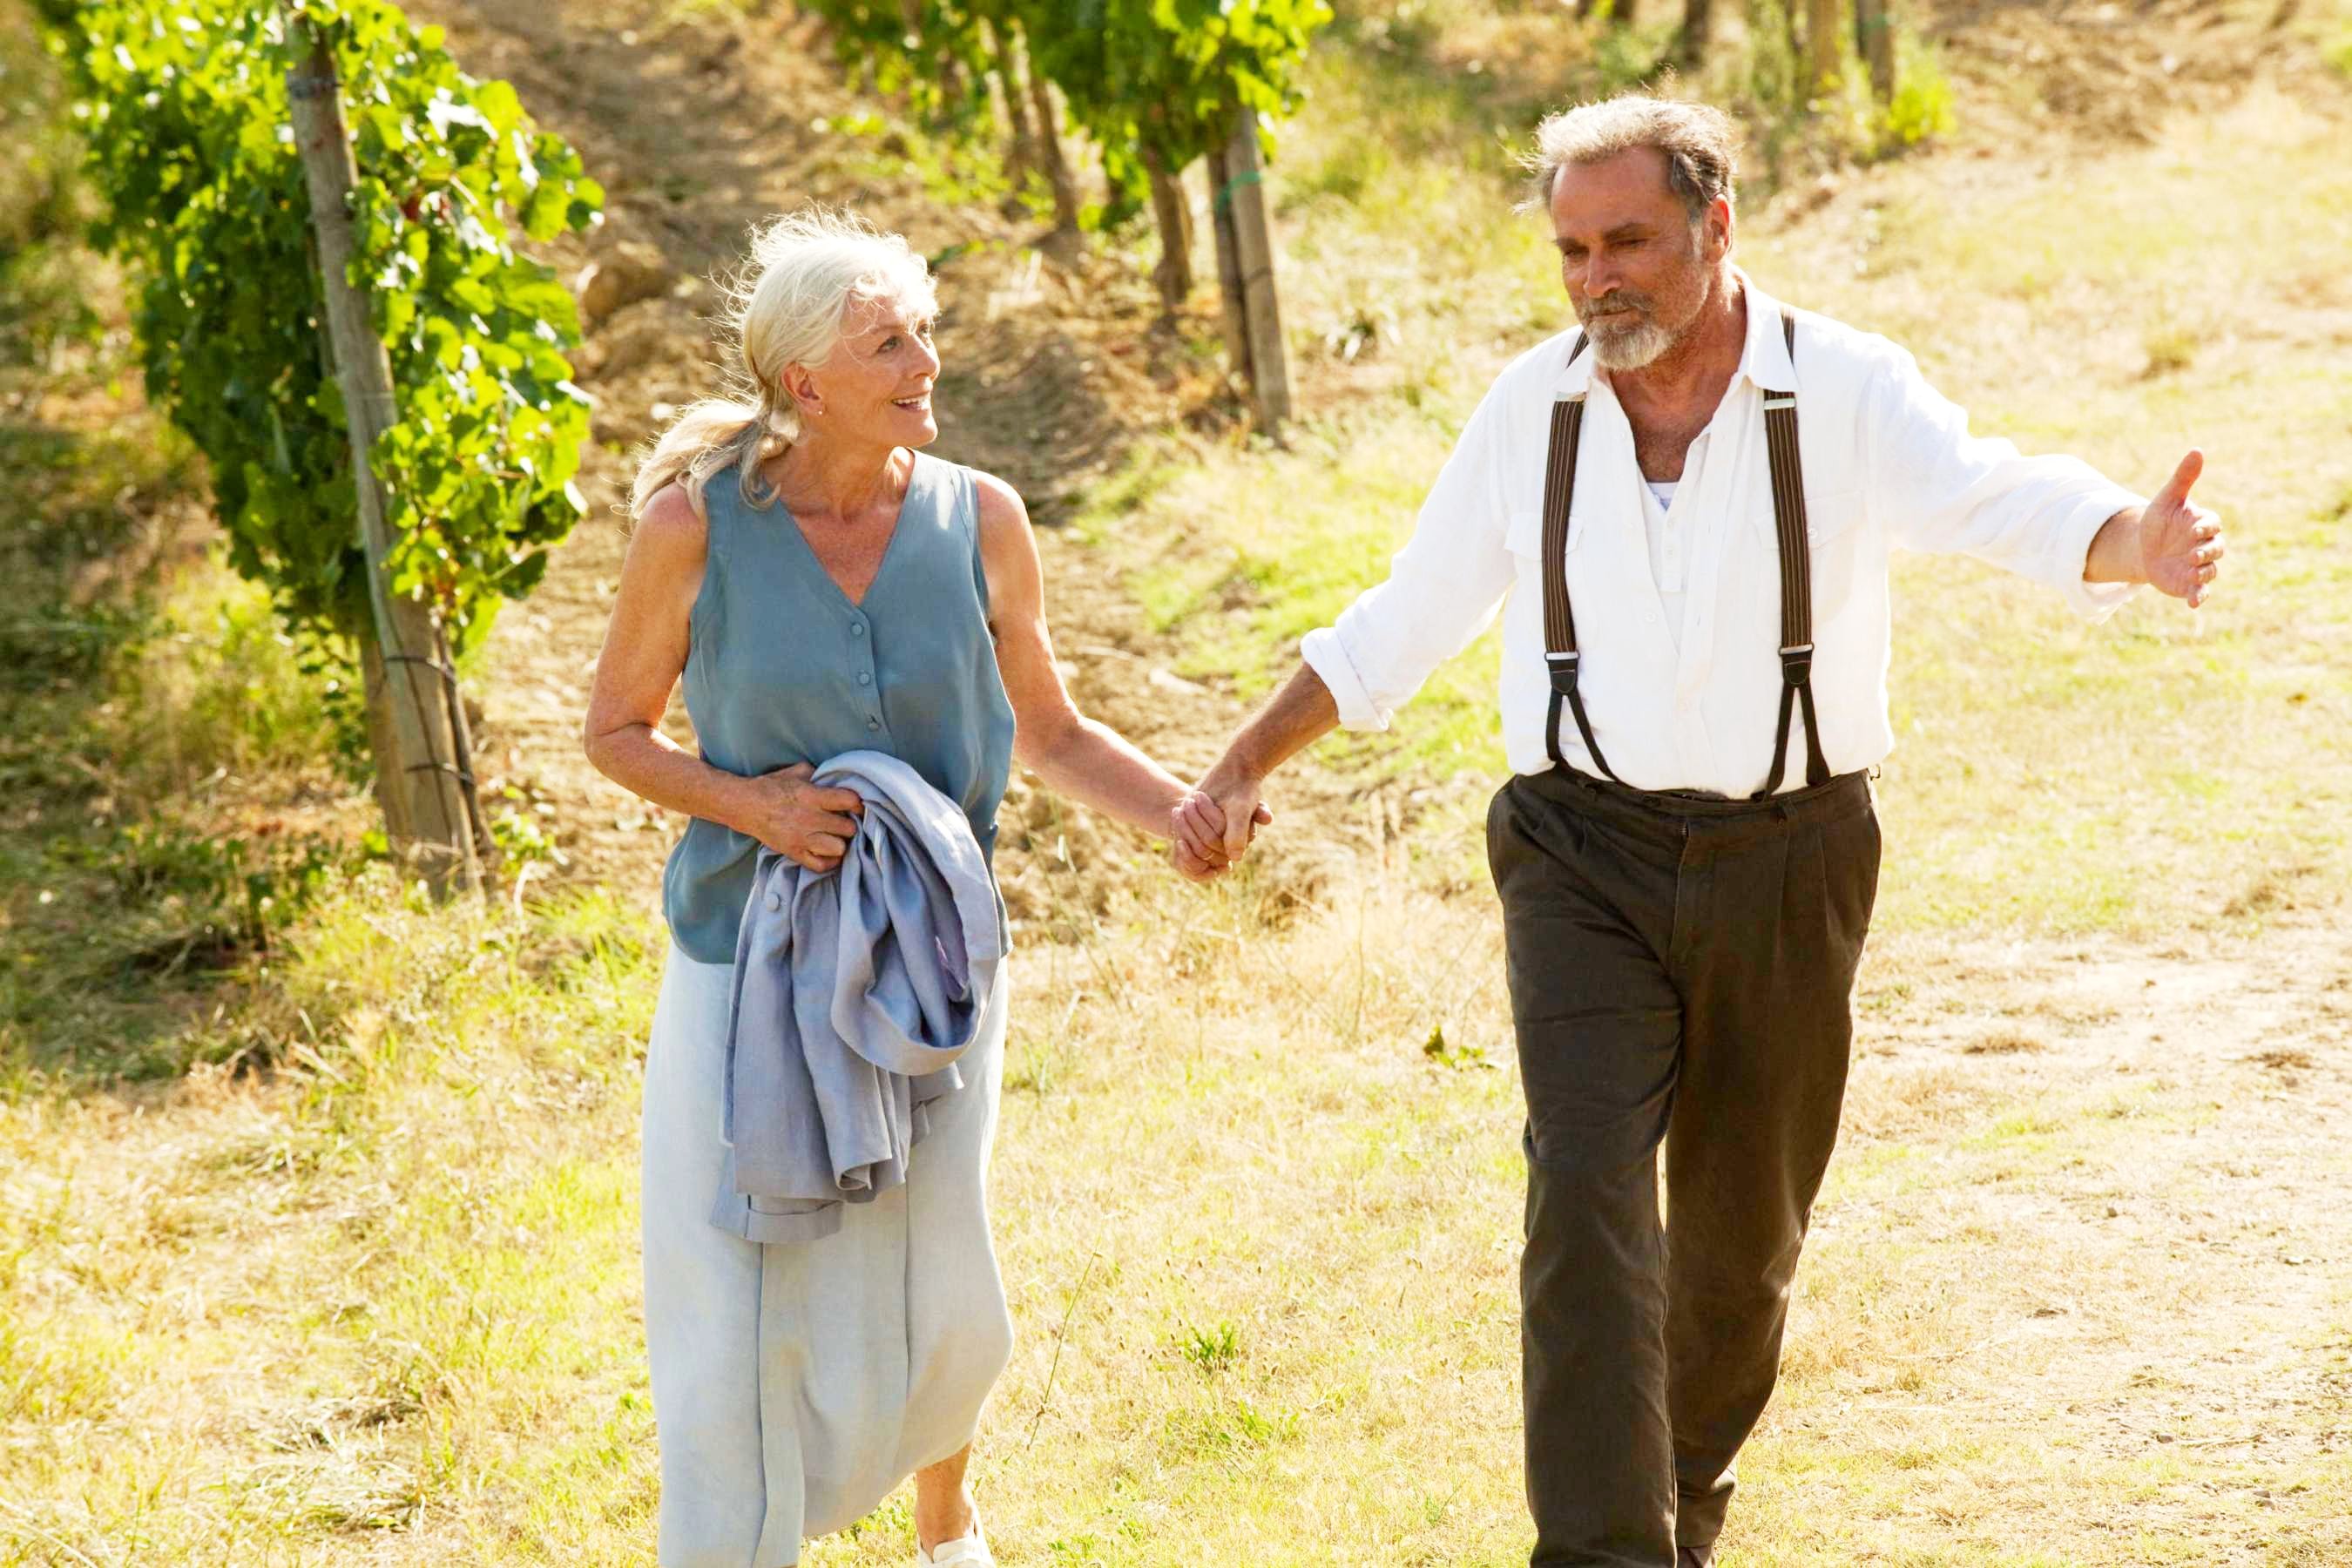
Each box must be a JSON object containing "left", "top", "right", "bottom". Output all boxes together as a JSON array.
[{"left": 1539, "top": 307, "right": 1832, "bottom": 799}]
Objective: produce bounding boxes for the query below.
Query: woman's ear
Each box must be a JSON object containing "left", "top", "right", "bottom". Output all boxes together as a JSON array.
[{"left": 780, "top": 363, "right": 818, "bottom": 420}]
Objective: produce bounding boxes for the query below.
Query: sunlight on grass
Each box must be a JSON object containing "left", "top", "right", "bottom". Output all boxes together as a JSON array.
[
  {"left": 1749, "top": 85, "right": 2352, "bottom": 936},
  {"left": 0, "top": 877, "right": 666, "bottom": 1561}
]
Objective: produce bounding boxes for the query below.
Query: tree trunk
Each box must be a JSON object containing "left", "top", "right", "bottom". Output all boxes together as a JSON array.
[
  {"left": 984, "top": 22, "right": 1036, "bottom": 188},
  {"left": 1205, "top": 142, "right": 1252, "bottom": 395},
  {"left": 1807, "top": 0, "right": 1844, "bottom": 95},
  {"left": 1854, "top": 0, "right": 1896, "bottom": 102},
  {"left": 287, "top": 24, "right": 483, "bottom": 896},
  {"left": 939, "top": 53, "right": 969, "bottom": 118},
  {"left": 1678, "top": 0, "right": 1714, "bottom": 66},
  {"left": 1143, "top": 145, "right": 1193, "bottom": 314},
  {"left": 1022, "top": 47, "right": 1080, "bottom": 231},
  {"left": 1223, "top": 106, "right": 1290, "bottom": 430}
]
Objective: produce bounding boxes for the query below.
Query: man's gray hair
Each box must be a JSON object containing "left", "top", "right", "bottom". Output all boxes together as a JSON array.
[{"left": 1522, "top": 96, "right": 1740, "bottom": 224}]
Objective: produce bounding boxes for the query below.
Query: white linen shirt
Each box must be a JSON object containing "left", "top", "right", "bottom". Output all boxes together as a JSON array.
[{"left": 1300, "top": 277, "right": 2144, "bottom": 795}]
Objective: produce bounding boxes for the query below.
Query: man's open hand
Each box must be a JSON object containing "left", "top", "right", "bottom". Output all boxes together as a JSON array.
[{"left": 2139, "top": 449, "right": 2225, "bottom": 608}]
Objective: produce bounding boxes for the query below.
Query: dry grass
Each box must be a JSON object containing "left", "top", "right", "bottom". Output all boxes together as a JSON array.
[
  {"left": 1742, "top": 82, "right": 2352, "bottom": 940},
  {"left": 8, "top": 874, "right": 2352, "bottom": 1565},
  {"left": 9, "top": 0, "right": 2352, "bottom": 1564},
  {"left": 0, "top": 883, "right": 663, "bottom": 1565}
]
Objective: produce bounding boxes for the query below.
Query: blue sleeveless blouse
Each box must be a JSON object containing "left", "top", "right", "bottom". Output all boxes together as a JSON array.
[{"left": 660, "top": 449, "right": 1017, "bottom": 963}]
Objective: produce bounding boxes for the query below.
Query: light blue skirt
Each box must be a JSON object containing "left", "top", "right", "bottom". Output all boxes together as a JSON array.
[{"left": 640, "top": 943, "right": 1014, "bottom": 1567}]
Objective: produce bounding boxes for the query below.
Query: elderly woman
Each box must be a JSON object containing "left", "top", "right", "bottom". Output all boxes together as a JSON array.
[{"left": 583, "top": 211, "right": 1240, "bottom": 1568}]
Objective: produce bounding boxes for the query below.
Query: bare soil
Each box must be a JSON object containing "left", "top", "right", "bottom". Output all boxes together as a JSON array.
[{"left": 403, "top": 0, "right": 1389, "bottom": 926}]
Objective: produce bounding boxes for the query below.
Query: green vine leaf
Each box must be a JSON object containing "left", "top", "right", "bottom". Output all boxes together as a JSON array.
[{"left": 39, "top": 0, "right": 603, "bottom": 676}]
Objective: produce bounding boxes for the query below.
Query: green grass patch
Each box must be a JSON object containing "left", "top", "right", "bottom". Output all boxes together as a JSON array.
[{"left": 0, "top": 874, "right": 669, "bottom": 1561}]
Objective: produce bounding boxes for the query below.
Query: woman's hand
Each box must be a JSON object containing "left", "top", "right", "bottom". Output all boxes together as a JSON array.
[
  {"left": 1171, "top": 777, "right": 1271, "bottom": 882},
  {"left": 1177, "top": 764, "right": 1271, "bottom": 866},
  {"left": 736, "top": 763, "right": 866, "bottom": 873},
  {"left": 1170, "top": 804, "right": 1229, "bottom": 883}
]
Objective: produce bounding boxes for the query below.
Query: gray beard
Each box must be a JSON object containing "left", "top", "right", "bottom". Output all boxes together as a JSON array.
[
  {"left": 1586, "top": 313, "right": 1676, "bottom": 370},
  {"left": 1579, "top": 244, "right": 1715, "bottom": 371}
]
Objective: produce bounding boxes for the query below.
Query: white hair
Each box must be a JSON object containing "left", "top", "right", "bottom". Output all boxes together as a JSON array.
[
  {"left": 630, "top": 208, "right": 938, "bottom": 517},
  {"left": 1520, "top": 95, "right": 1740, "bottom": 223}
]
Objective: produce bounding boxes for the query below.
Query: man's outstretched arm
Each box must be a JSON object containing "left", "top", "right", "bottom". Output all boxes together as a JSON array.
[
  {"left": 1864, "top": 343, "right": 2224, "bottom": 614},
  {"left": 1173, "top": 663, "right": 1342, "bottom": 865}
]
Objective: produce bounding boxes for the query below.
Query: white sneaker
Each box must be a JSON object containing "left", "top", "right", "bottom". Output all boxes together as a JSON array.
[{"left": 916, "top": 1519, "right": 993, "bottom": 1568}]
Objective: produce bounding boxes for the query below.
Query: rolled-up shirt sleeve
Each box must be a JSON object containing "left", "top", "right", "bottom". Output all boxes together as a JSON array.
[
  {"left": 1302, "top": 385, "right": 1522, "bottom": 731},
  {"left": 1865, "top": 344, "right": 2143, "bottom": 620}
]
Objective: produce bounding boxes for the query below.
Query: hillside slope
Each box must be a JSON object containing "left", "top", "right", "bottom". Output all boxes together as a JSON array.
[{"left": 416, "top": 0, "right": 2352, "bottom": 927}]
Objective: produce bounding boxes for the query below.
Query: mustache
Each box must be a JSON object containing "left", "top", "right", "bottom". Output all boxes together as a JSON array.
[{"left": 1577, "top": 292, "right": 1658, "bottom": 326}]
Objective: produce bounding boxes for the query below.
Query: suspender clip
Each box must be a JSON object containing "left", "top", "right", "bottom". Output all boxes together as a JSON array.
[
  {"left": 1544, "top": 651, "right": 1581, "bottom": 697},
  {"left": 1778, "top": 643, "right": 1815, "bottom": 685}
]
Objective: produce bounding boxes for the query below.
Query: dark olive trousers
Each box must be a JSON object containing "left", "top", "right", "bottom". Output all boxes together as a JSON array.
[{"left": 1486, "top": 765, "right": 1881, "bottom": 1568}]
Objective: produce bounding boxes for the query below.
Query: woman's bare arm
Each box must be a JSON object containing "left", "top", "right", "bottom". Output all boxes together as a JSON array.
[
  {"left": 972, "top": 472, "right": 1233, "bottom": 879},
  {"left": 581, "top": 483, "right": 863, "bottom": 872}
]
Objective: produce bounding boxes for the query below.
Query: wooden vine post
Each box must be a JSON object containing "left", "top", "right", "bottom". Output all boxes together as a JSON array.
[
  {"left": 1023, "top": 51, "right": 1081, "bottom": 232},
  {"left": 1142, "top": 145, "right": 1193, "bottom": 314},
  {"left": 984, "top": 18, "right": 1039, "bottom": 190},
  {"left": 286, "top": 19, "right": 484, "bottom": 896},
  {"left": 1677, "top": 0, "right": 1713, "bottom": 67},
  {"left": 1220, "top": 105, "right": 1291, "bottom": 430},
  {"left": 1206, "top": 140, "right": 1253, "bottom": 393},
  {"left": 1853, "top": 0, "right": 1897, "bottom": 104},
  {"left": 1806, "top": 0, "right": 1844, "bottom": 95}
]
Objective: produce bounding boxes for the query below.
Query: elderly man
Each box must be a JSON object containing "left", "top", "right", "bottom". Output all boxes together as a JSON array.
[{"left": 1174, "top": 97, "right": 2222, "bottom": 1566}]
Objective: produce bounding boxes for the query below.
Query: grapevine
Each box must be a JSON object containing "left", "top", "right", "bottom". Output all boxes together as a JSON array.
[{"left": 37, "top": 0, "right": 602, "bottom": 678}]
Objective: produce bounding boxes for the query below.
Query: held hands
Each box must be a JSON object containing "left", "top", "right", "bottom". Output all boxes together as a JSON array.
[
  {"left": 1168, "top": 760, "right": 1274, "bottom": 883},
  {"left": 740, "top": 762, "right": 865, "bottom": 874},
  {"left": 2139, "top": 449, "right": 2225, "bottom": 608}
]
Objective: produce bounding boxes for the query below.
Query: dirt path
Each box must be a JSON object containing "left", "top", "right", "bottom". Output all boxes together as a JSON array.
[
  {"left": 1779, "top": 911, "right": 2352, "bottom": 1558},
  {"left": 401, "top": 0, "right": 1380, "bottom": 927}
]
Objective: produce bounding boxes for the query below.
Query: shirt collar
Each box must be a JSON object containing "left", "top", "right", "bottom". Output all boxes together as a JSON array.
[{"left": 1551, "top": 268, "right": 1793, "bottom": 400}]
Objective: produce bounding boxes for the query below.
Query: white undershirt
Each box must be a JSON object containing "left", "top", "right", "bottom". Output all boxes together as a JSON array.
[{"left": 1642, "top": 475, "right": 1684, "bottom": 650}]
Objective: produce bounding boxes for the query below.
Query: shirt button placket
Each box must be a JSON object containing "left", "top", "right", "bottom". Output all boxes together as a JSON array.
[{"left": 852, "top": 614, "right": 883, "bottom": 733}]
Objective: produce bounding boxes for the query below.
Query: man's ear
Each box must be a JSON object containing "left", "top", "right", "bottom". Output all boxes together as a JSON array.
[{"left": 1703, "top": 199, "right": 1734, "bottom": 263}]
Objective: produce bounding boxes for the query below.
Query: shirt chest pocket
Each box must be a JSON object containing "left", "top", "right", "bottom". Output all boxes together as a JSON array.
[
  {"left": 1504, "top": 504, "right": 1583, "bottom": 567},
  {"left": 1503, "top": 505, "right": 1585, "bottom": 639},
  {"left": 1751, "top": 484, "right": 1869, "bottom": 616}
]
